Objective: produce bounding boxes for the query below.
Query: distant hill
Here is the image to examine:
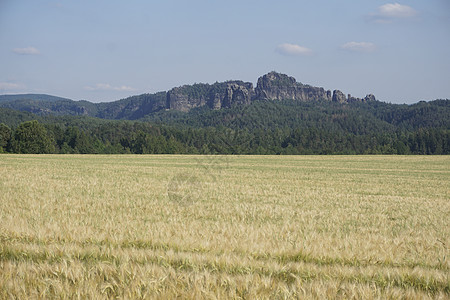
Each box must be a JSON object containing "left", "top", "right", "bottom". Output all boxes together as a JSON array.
[
  {"left": 0, "top": 94, "right": 73, "bottom": 103},
  {"left": 0, "top": 94, "right": 98, "bottom": 116}
]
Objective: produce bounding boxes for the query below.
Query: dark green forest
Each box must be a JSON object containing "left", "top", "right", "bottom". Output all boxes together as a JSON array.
[{"left": 1, "top": 98, "right": 449, "bottom": 155}]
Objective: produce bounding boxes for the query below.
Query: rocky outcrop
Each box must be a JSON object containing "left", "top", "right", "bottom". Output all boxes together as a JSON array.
[
  {"left": 221, "top": 82, "right": 254, "bottom": 108},
  {"left": 75, "top": 106, "right": 89, "bottom": 115},
  {"left": 255, "top": 72, "right": 332, "bottom": 102},
  {"left": 332, "top": 90, "right": 347, "bottom": 103},
  {"left": 166, "top": 85, "right": 208, "bottom": 112},
  {"left": 363, "top": 94, "right": 376, "bottom": 102},
  {"left": 334, "top": 92, "right": 376, "bottom": 103},
  {"left": 166, "top": 81, "right": 254, "bottom": 111}
]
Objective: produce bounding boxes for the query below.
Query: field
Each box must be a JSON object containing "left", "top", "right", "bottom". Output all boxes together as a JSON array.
[{"left": 0, "top": 155, "right": 449, "bottom": 299}]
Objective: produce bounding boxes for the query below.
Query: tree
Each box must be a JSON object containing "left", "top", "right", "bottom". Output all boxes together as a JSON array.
[
  {"left": 12, "top": 120, "right": 55, "bottom": 154},
  {"left": 0, "top": 123, "right": 12, "bottom": 153}
]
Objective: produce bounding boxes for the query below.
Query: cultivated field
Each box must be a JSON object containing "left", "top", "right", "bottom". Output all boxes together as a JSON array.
[{"left": 0, "top": 155, "right": 448, "bottom": 299}]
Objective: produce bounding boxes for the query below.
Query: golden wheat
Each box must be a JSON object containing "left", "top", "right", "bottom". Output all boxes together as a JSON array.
[{"left": 0, "top": 155, "right": 448, "bottom": 299}]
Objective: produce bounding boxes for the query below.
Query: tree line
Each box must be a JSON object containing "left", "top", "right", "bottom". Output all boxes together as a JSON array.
[{"left": 1, "top": 119, "right": 448, "bottom": 155}]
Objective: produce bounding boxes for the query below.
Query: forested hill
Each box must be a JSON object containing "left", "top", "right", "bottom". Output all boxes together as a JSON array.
[
  {"left": 0, "top": 72, "right": 392, "bottom": 119},
  {"left": 0, "top": 72, "right": 448, "bottom": 124},
  {"left": 0, "top": 98, "right": 449, "bottom": 155},
  {"left": 0, "top": 72, "right": 449, "bottom": 154}
]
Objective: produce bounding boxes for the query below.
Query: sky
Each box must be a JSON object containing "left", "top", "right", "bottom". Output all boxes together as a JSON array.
[{"left": 0, "top": 0, "right": 449, "bottom": 104}]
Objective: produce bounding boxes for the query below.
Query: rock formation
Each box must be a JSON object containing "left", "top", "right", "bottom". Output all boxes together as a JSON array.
[
  {"left": 166, "top": 81, "right": 254, "bottom": 111},
  {"left": 166, "top": 85, "right": 208, "bottom": 112},
  {"left": 363, "top": 94, "right": 376, "bottom": 102},
  {"left": 221, "top": 82, "right": 254, "bottom": 108},
  {"left": 332, "top": 90, "right": 347, "bottom": 103},
  {"left": 164, "top": 72, "right": 376, "bottom": 111},
  {"left": 255, "top": 72, "right": 332, "bottom": 102}
]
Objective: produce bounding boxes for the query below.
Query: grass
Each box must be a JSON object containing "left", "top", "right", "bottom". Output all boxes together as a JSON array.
[{"left": 0, "top": 154, "right": 448, "bottom": 299}]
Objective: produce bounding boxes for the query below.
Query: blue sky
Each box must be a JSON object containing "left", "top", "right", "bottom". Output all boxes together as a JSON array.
[{"left": 0, "top": 0, "right": 449, "bottom": 103}]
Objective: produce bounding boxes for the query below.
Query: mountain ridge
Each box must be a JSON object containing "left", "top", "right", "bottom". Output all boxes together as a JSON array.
[
  {"left": 0, "top": 72, "right": 380, "bottom": 119},
  {"left": 1, "top": 72, "right": 448, "bottom": 135},
  {"left": 1, "top": 76, "right": 448, "bottom": 155}
]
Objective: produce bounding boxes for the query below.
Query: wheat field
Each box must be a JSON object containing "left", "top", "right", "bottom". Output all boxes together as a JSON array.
[{"left": 0, "top": 155, "right": 448, "bottom": 299}]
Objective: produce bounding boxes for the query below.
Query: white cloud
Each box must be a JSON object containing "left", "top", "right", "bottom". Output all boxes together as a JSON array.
[
  {"left": 0, "top": 82, "right": 22, "bottom": 91},
  {"left": 369, "top": 3, "right": 417, "bottom": 23},
  {"left": 275, "top": 43, "right": 313, "bottom": 56},
  {"left": 84, "top": 83, "right": 135, "bottom": 92},
  {"left": 341, "top": 42, "right": 376, "bottom": 52},
  {"left": 13, "top": 47, "right": 40, "bottom": 55},
  {"left": 379, "top": 3, "right": 417, "bottom": 18}
]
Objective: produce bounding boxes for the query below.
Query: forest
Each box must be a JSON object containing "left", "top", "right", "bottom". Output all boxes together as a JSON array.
[{"left": 0, "top": 98, "right": 449, "bottom": 155}]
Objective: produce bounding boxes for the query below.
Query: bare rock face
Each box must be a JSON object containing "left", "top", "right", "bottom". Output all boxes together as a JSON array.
[
  {"left": 346, "top": 93, "right": 377, "bottom": 103},
  {"left": 166, "top": 81, "right": 254, "bottom": 112},
  {"left": 166, "top": 84, "right": 209, "bottom": 112},
  {"left": 211, "top": 92, "right": 223, "bottom": 110},
  {"left": 221, "top": 82, "right": 254, "bottom": 108},
  {"left": 255, "top": 72, "right": 297, "bottom": 100},
  {"left": 255, "top": 72, "right": 332, "bottom": 102},
  {"left": 332, "top": 90, "right": 347, "bottom": 103},
  {"left": 364, "top": 94, "right": 376, "bottom": 102},
  {"left": 347, "top": 94, "right": 361, "bottom": 103}
]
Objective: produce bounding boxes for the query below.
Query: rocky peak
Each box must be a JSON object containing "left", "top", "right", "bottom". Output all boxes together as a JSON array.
[
  {"left": 255, "top": 72, "right": 332, "bottom": 102},
  {"left": 255, "top": 72, "right": 297, "bottom": 100},
  {"left": 257, "top": 72, "right": 297, "bottom": 88},
  {"left": 332, "top": 90, "right": 347, "bottom": 103},
  {"left": 221, "top": 82, "right": 254, "bottom": 108},
  {"left": 364, "top": 94, "right": 376, "bottom": 102}
]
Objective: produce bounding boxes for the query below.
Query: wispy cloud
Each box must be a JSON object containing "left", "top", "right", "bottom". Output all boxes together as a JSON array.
[
  {"left": 0, "top": 82, "right": 22, "bottom": 91},
  {"left": 12, "top": 47, "right": 40, "bottom": 55},
  {"left": 341, "top": 42, "right": 376, "bottom": 53},
  {"left": 275, "top": 43, "right": 313, "bottom": 56},
  {"left": 368, "top": 3, "right": 417, "bottom": 23},
  {"left": 84, "top": 83, "right": 135, "bottom": 92}
]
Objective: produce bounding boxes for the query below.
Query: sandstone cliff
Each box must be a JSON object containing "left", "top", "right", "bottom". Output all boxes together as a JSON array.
[
  {"left": 166, "top": 81, "right": 254, "bottom": 112},
  {"left": 255, "top": 72, "right": 332, "bottom": 102}
]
